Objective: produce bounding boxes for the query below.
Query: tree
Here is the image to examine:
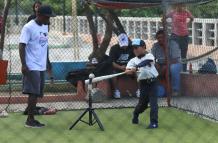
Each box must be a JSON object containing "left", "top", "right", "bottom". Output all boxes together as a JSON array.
[
  {"left": 84, "top": 3, "right": 113, "bottom": 61},
  {"left": 4, "top": 0, "right": 218, "bottom": 17},
  {"left": 189, "top": 1, "right": 218, "bottom": 18},
  {"left": 0, "top": 0, "right": 12, "bottom": 60},
  {"left": 81, "top": 1, "right": 127, "bottom": 61},
  {"left": 119, "top": 7, "right": 162, "bottom": 17},
  {"left": 0, "top": 1, "right": 4, "bottom": 12}
]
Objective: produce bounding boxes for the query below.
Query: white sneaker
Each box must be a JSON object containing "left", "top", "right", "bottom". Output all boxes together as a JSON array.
[
  {"left": 0, "top": 110, "right": 9, "bottom": 118},
  {"left": 114, "top": 89, "right": 121, "bottom": 99},
  {"left": 136, "top": 89, "right": 140, "bottom": 98}
]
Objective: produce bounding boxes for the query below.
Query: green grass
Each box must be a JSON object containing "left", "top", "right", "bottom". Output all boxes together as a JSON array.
[
  {"left": 0, "top": 108, "right": 217, "bottom": 143},
  {"left": 0, "top": 82, "right": 76, "bottom": 93}
]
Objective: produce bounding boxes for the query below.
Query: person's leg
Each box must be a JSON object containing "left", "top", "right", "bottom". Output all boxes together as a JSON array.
[
  {"left": 25, "top": 94, "right": 45, "bottom": 128},
  {"left": 26, "top": 94, "right": 38, "bottom": 122},
  {"left": 179, "top": 36, "right": 189, "bottom": 71},
  {"left": 132, "top": 82, "right": 149, "bottom": 124},
  {"left": 171, "top": 34, "right": 189, "bottom": 72},
  {"left": 156, "top": 82, "right": 166, "bottom": 98},
  {"left": 39, "top": 71, "right": 45, "bottom": 97},
  {"left": 112, "top": 76, "right": 121, "bottom": 98},
  {"left": 170, "top": 63, "right": 182, "bottom": 93},
  {"left": 23, "top": 71, "right": 45, "bottom": 128},
  {"left": 148, "top": 82, "right": 158, "bottom": 128}
]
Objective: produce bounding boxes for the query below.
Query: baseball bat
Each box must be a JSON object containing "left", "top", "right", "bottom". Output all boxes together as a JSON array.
[{"left": 85, "top": 72, "right": 126, "bottom": 84}]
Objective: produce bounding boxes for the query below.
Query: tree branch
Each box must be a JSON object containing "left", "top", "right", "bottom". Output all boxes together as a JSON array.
[
  {"left": 84, "top": 4, "right": 98, "bottom": 51},
  {"left": 99, "top": 12, "right": 113, "bottom": 55},
  {"left": 99, "top": 13, "right": 119, "bottom": 35},
  {"left": 109, "top": 10, "right": 126, "bottom": 34},
  {"left": 0, "top": 0, "right": 12, "bottom": 59}
]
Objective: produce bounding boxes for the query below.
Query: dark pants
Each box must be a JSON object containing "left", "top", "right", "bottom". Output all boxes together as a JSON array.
[
  {"left": 171, "top": 34, "right": 189, "bottom": 71},
  {"left": 133, "top": 80, "right": 158, "bottom": 124}
]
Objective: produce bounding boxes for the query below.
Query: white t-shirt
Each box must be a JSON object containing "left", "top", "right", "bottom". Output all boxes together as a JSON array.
[
  {"left": 126, "top": 53, "right": 159, "bottom": 81},
  {"left": 19, "top": 20, "right": 49, "bottom": 71}
]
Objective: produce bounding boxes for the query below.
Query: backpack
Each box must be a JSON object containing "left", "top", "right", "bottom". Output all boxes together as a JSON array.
[{"left": 198, "top": 58, "right": 217, "bottom": 74}]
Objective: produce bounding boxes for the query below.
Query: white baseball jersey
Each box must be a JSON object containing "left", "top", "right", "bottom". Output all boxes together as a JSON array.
[{"left": 126, "top": 53, "right": 159, "bottom": 81}]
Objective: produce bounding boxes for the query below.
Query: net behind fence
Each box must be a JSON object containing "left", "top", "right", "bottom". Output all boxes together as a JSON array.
[{"left": 0, "top": 0, "right": 218, "bottom": 143}]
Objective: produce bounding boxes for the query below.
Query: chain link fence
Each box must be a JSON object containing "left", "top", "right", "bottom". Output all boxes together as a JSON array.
[{"left": 0, "top": 0, "right": 218, "bottom": 143}]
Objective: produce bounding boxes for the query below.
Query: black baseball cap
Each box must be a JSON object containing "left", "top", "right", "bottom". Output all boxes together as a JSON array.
[{"left": 38, "top": 5, "right": 56, "bottom": 17}]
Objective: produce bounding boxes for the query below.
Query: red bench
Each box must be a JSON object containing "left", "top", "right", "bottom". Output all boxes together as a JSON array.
[{"left": 76, "top": 77, "right": 138, "bottom": 100}]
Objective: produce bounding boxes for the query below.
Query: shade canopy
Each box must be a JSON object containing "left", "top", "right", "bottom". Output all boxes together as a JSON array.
[{"left": 91, "top": 0, "right": 213, "bottom": 9}]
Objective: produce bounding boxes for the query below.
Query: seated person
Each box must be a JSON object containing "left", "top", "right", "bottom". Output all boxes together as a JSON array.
[
  {"left": 66, "top": 54, "right": 112, "bottom": 97},
  {"left": 109, "top": 33, "right": 135, "bottom": 98},
  {"left": 151, "top": 30, "right": 182, "bottom": 96}
]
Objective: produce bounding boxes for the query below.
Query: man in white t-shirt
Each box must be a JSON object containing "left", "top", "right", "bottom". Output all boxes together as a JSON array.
[
  {"left": 125, "top": 39, "right": 159, "bottom": 129},
  {"left": 19, "top": 5, "right": 55, "bottom": 128}
]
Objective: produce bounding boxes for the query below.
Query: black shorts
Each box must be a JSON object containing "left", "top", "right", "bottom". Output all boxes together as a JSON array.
[{"left": 22, "top": 71, "right": 45, "bottom": 97}]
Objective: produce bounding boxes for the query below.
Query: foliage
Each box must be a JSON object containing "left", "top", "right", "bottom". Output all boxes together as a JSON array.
[
  {"left": 3, "top": 0, "right": 218, "bottom": 18},
  {"left": 117, "top": 1, "right": 218, "bottom": 18},
  {"left": 77, "top": 0, "right": 218, "bottom": 18},
  {"left": 42, "top": 0, "right": 71, "bottom": 15},
  {"left": 7, "top": 0, "right": 79, "bottom": 16},
  {"left": 0, "top": 1, "right": 5, "bottom": 13},
  {"left": 118, "top": 7, "right": 163, "bottom": 17},
  {"left": 189, "top": 1, "right": 218, "bottom": 18}
]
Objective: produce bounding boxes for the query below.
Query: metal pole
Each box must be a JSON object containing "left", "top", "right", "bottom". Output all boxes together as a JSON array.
[
  {"left": 63, "top": 0, "right": 66, "bottom": 34},
  {"left": 88, "top": 73, "right": 94, "bottom": 125},
  {"left": 15, "top": 0, "right": 19, "bottom": 25},
  {"left": 161, "top": 1, "right": 171, "bottom": 107},
  {"left": 95, "top": 10, "right": 98, "bottom": 34},
  {"left": 72, "top": 0, "right": 80, "bottom": 60}
]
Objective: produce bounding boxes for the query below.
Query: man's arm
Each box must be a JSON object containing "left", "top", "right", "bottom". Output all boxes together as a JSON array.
[
  {"left": 125, "top": 58, "right": 137, "bottom": 75},
  {"left": 112, "top": 62, "right": 126, "bottom": 71},
  {"left": 46, "top": 47, "right": 53, "bottom": 82},
  {"left": 19, "top": 43, "right": 29, "bottom": 74},
  {"left": 19, "top": 24, "right": 31, "bottom": 75},
  {"left": 137, "top": 60, "right": 153, "bottom": 68},
  {"left": 125, "top": 67, "right": 136, "bottom": 75},
  {"left": 47, "top": 48, "right": 52, "bottom": 71},
  {"left": 187, "top": 10, "right": 194, "bottom": 22}
]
